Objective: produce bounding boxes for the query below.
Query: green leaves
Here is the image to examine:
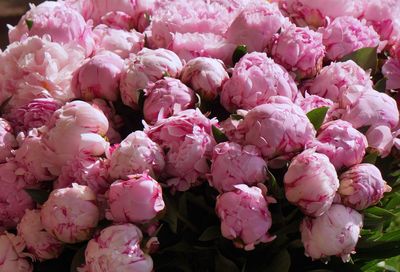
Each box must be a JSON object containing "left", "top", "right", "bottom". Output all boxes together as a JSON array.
[
  {"left": 198, "top": 226, "right": 220, "bottom": 241},
  {"left": 25, "top": 19, "right": 33, "bottom": 30},
  {"left": 374, "top": 78, "right": 387, "bottom": 92},
  {"left": 25, "top": 189, "right": 50, "bottom": 205},
  {"left": 212, "top": 125, "right": 228, "bottom": 143},
  {"left": 70, "top": 245, "right": 87, "bottom": 272},
  {"left": 232, "top": 45, "right": 248, "bottom": 65},
  {"left": 341, "top": 47, "right": 378, "bottom": 75},
  {"left": 306, "top": 107, "right": 329, "bottom": 131}
]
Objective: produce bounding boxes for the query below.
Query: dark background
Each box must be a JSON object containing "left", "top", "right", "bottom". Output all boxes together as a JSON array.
[{"left": 0, "top": 0, "right": 46, "bottom": 49}]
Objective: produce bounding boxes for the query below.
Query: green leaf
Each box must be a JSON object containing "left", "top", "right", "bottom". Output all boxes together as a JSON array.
[
  {"left": 162, "top": 194, "right": 178, "bottom": 234},
  {"left": 374, "top": 78, "right": 387, "bottom": 92},
  {"left": 163, "top": 71, "right": 171, "bottom": 77},
  {"left": 70, "top": 244, "right": 87, "bottom": 272},
  {"left": 215, "top": 251, "right": 240, "bottom": 272},
  {"left": 24, "top": 189, "right": 50, "bottom": 205},
  {"left": 265, "top": 167, "right": 284, "bottom": 200},
  {"left": 198, "top": 226, "right": 220, "bottom": 241},
  {"left": 25, "top": 19, "right": 33, "bottom": 30},
  {"left": 306, "top": 107, "right": 329, "bottom": 131},
  {"left": 212, "top": 125, "right": 228, "bottom": 143},
  {"left": 341, "top": 47, "right": 378, "bottom": 75},
  {"left": 363, "top": 152, "right": 379, "bottom": 164},
  {"left": 232, "top": 45, "right": 247, "bottom": 65},
  {"left": 364, "top": 207, "right": 396, "bottom": 219},
  {"left": 230, "top": 114, "right": 244, "bottom": 121},
  {"left": 268, "top": 250, "right": 291, "bottom": 272}
]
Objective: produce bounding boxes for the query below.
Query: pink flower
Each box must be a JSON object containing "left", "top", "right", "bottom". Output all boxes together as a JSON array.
[
  {"left": 284, "top": 149, "right": 339, "bottom": 216},
  {"left": 84, "top": 224, "right": 153, "bottom": 272},
  {"left": 216, "top": 184, "right": 275, "bottom": 250},
  {"left": 145, "top": 109, "right": 217, "bottom": 191},
  {"left": 220, "top": 52, "right": 300, "bottom": 112},
  {"left": 382, "top": 58, "right": 400, "bottom": 90},
  {"left": 0, "top": 233, "right": 32, "bottom": 272},
  {"left": 181, "top": 57, "right": 229, "bottom": 101},
  {"left": 276, "top": 0, "right": 366, "bottom": 28},
  {"left": 41, "top": 184, "right": 99, "bottom": 243},
  {"left": 93, "top": 25, "right": 144, "bottom": 59},
  {"left": 319, "top": 16, "right": 381, "bottom": 61},
  {"left": 308, "top": 60, "right": 373, "bottom": 102},
  {"left": 339, "top": 163, "right": 392, "bottom": 210},
  {"left": 54, "top": 154, "right": 111, "bottom": 195},
  {"left": 120, "top": 48, "right": 183, "bottom": 110},
  {"left": 108, "top": 131, "right": 165, "bottom": 180},
  {"left": 270, "top": 25, "right": 325, "bottom": 79},
  {"left": 225, "top": 2, "right": 289, "bottom": 52},
  {"left": 0, "top": 118, "right": 17, "bottom": 163},
  {"left": 72, "top": 51, "right": 124, "bottom": 102},
  {"left": 239, "top": 96, "right": 315, "bottom": 160},
  {"left": 0, "top": 162, "right": 35, "bottom": 230},
  {"left": 298, "top": 94, "right": 334, "bottom": 114},
  {"left": 208, "top": 142, "right": 267, "bottom": 193},
  {"left": 339, "top": 85, "right": 399, "bottom": 129},
  {"left": 219, "top": 115, "right": 246, "bottom": 144},
  {"left": 300, "top": 204, "right": 363, "bottom": 262},
  {"left": 366, "top": 125, "right": 397, "bottom": 157},
  {"left": 17, "top": 210, "right": 63, "bottom": 261},
  {"left": 143, "top": 78, "right": 196, "bottom": 124},
  {"left": 307, "top": 120, "right": 368, "bottom": 170},
  {"left": 107, "top": 172, "right": 165, "bottom": 223},
  {"left": 8, "top": 1, "right": 95, "bottom": 56}
]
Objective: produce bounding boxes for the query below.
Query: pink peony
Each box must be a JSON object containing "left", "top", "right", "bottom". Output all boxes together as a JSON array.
[
  {"left": 143, "top": 78, "right": 196, "bottom": 124},
  {"left": 84, "top": 224, "right": 153, "bottom": 272},
  {"left": 108, "top": 131, "right": 165, "bottom": 180},
  {"left": 239, "top": 96, "right": 315, "bottom": 160},
  {"left": 120, "top": 48, "right": 183, "bottom": 110},
  {"left": 225, "top": 2, "right": 289, "bottom": 52},
  {"left": 208, "top": 142, "right": 267, "bottom": 193},
  {"left": 300, "top": 204, "right": 363, "bottom": 262},
  {"left": 93, "top": 25, "right": 144, "bottom": 58},
  {"left": 298, "top": 94, "right": 334, "bottom": 114},
  {"left": 8, "top": 1, "right": 95, "bottom": 56},
  {"left": 0, "top": 233, "right": 32, "bottom": 272},
  {"left": 382, "top": 58, "right": 400, "bottom": 90},
  {"left": 284, "top": 149, "right": 339, "bottom": 216},
  {"left": 181, "top": 57, "right": 229, "bottom": 101},
  {"left": 216, "top": 184, "right": 275, "bottom": 250},
  {"left": 0, "top": 118, "right": 17, "bottom": 163},
  {"left": 41, "top": 184, "right": 99, "bottom": 243},
  {"left": 339, "top": 164, "right": 392, "bottom": 210},
  {"left": 0, "top": 162, "right": 35, "bottom": 230},
  {"left": 4, "top": 98, "right": 61, "bottom": 134},
  {"left": 220, "top": 52, "right": 299, "bottom": 112},
  {"left": 219, "top": 115, "right": 246, "bottom": 144},
  {"left": 72, "top": 51, "right": 124, "bottom": 102},
  {"left": 307, "top": 120, "right": 368, "bottom": 170},
  {"left": 145, "top": 109, "right": 217, "bottom": 191},
  {"left": 366, "top": 125, "right": 397, "bottom": 157},
  {"left": 270, "top": 25, "right": 325, "bottom": 78},
  {"left": 308, "top": 60, "right": 373, "bottom": 102},
  {"left": 107, "top": 172, "right": 165, "bottom": 223},
  {"left": 17, "top": 210, "right": 63, "bottom": 261},
  {"left": 276, "top": 0, "right": 366, "bottom": 29},
  {"left": 319, "top": 16, "right": 381, "bottom": 61}
]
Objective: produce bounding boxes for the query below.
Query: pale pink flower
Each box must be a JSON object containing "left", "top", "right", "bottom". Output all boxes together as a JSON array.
[
  {"left": 0, "top": 233, "right": 33, "bottom": 272},
  {"left": 0, "top": 118, "right": 17, "bottom": 163},
  {"left": 382, "top": 58, "right": 400, "bottom": 90}
]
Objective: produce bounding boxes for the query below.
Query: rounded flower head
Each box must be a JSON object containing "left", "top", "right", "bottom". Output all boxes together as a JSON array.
[
  {"left": 0, "top": 233, "right": 32, "bottom": 272},
  {"left": 270, "top": 25, "right": 325, "bottom": 79},
  {"left": 0, "top": 162, "right": 35, "bottom": 230},
  {"left": 209, "top": 142, "right": 267, "bottom": 193},
  {"left": 0, "top": 118, "right": 17, "bottom": 163},
  {"left": 216, "top": 184, "right": 275, "bottom": 251},
  {"left": 308, "top": 60, "right": 373, "bottom": 102},
  {"left": 366, "top": 125, "right": 396, "bottom": 157},
  {"left": 225, "top": 2, "right": 289, "bottom": 52},
  {"left": 181, "top": 57, "right": 229, "bottom": 101},
  {"left": 41, "top": 184, "right": 99, "bottom": 243},
  {"left": 307, "top": 120, "right": 368, "bottom": 170},
  {"left": 276, "top": 0, "right": 366, "bottom": 29},
  {"left": 8, "top": 1, "right": 95, "bottom": 55},
  {"left": 319, "top": 16, "right": 381, "bottom": 61},
  {"left": 284, "top": 149, "right": 339, "bottom": 216},
  {"left": 107, "top": 172, "right": 165, "bottom": 223},
  {"left": 382, "top": 58, "right": 400, "bottom": 90},
  {"left": 240, "top": 96, "right": 315, "bottom": 160},
  {"left": 84, "top": 224, "right": 153, "bottom": 272},
  {"left": 298, "top": 94, "right": 334, "bottom": 114},
  {"left": 339, "top": 164, "right": 392, "bottom": 210},
  {"left": 143, "top": 78, "right": 196, "bottom": 124},
  {"left": 220, "top": 52, "right": 299, "bottom": 112},
  {"left": 17, "top": 210, "right": 63, "bottom": 261},
  {"left": 72, "top": 51, "right": 124, "bottom": 102},
  {"left": 120, "top": 48, "right": 183, "bottom": 110},
  {"left": 108, "top": 131, "right": 165, "bottom": 180},
  {"left": 300, "top": 204, "right": 363, "bottom": 262}
]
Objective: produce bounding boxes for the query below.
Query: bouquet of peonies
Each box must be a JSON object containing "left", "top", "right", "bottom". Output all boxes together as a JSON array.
[{"left": 1, "top": 0, "right": 400, "bottom": 271}]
